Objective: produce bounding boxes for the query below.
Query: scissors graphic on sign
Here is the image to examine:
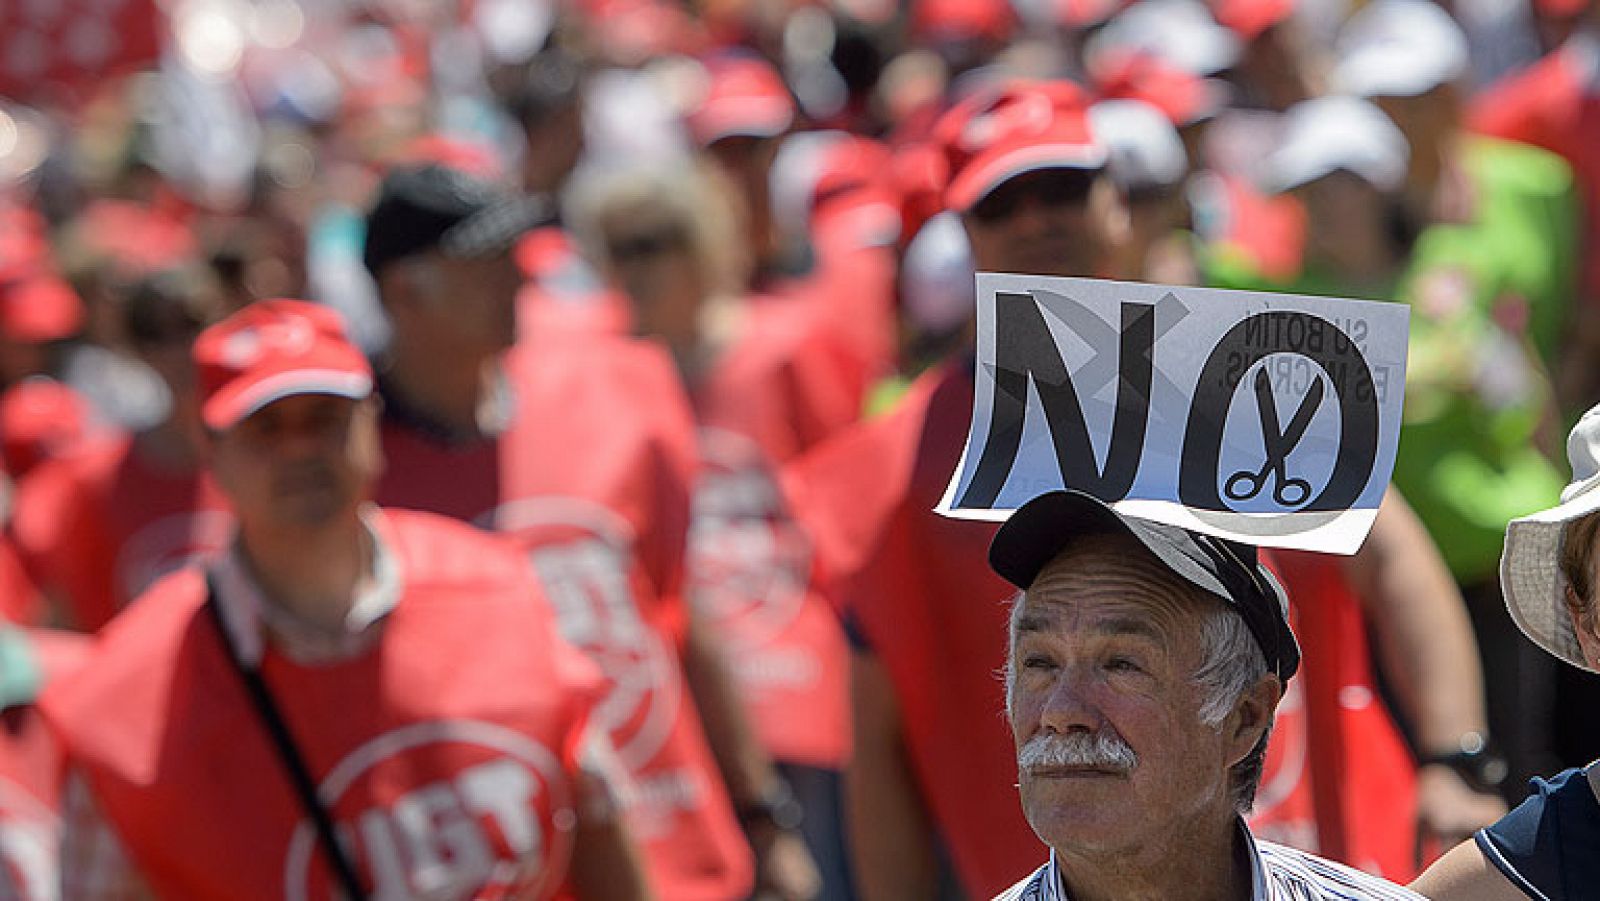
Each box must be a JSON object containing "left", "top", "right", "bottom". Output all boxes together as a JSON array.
[{"left": 1225, "top": 368, "right": 1325, "bottom": 507}]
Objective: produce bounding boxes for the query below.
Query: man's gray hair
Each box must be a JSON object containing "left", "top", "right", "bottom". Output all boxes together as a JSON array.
[
  {"left": 1191, "top": 598, "right": 1273, "bottom": 813},
  {"left": 1005, "top": 590, "right": 1275, "bottom": 814}
]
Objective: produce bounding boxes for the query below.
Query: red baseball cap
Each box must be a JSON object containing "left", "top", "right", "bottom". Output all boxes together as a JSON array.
[
  {"left": 1535, "top": 0, "right": 1588, "bottom": 18},
  {"left": 810, "top": 135, "right": 904, "bottom": 247},
  {"left": 936, "top": 81, "right": 1107, "bottom": 212},
  {"left": 1093, "top": 51, "right": 1227, "bottom": 126},
  {"left": 687, "top": 54, "right": 795, "bottom": 146},
  {"left": 0, "top": 274, "right": 84, "bottom": 344},
  {"left": 1212, "top": 0, "right": 1294, "bottom": 40},
  {"left": 911, "top": 0, "right": 1017, "bottom": 43},
  {"left": 194, "top": 299, "right": 373, "bottom": 431},
  {"left": 0, "top": 378, "right": 95, "bottom": 478}
]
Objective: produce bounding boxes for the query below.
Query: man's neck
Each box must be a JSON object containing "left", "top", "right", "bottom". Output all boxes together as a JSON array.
[
  {"left": 1056, "top": 814, "right": 1251, "bottom": 901},
  {"left": 383, "top": 330, "right": 498, "bottom": 437},
  {"left": 237, "top": 513, "right": 371, "bottom": 634}
]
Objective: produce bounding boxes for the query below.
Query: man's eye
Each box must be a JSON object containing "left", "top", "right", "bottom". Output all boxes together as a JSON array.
[
  {"left": 1022, "top": 655, "right": 1056, "bottom": 671},
  {"left": 1106, "top": 657, "right": 1143, "bottom": 673}
]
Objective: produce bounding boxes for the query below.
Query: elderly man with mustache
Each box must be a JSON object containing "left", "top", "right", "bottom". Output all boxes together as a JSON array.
[{"left": 989, "top": 490, "right": 1426, "bottom": 901}]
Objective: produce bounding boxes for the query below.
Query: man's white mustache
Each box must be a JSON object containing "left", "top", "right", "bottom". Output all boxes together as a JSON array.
[{"left": 1018, "top": 730, "right": 1138, "bottom": 773}]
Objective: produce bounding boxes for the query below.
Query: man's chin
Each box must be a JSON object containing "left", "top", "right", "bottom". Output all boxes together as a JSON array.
[{"left": 1022, "top": 799, "right": 1133, "bottom": 856}]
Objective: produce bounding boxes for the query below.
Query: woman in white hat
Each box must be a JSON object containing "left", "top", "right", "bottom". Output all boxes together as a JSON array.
[{"left": 1414, "top": 403, "right": 1600, "bottom": 900}]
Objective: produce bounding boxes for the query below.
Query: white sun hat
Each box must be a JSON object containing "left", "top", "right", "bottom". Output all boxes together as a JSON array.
[
  {"left": 1500, "top": 402, "right": 1600, "bottom": 674},
  {"left": 1331, "top": 0, "right": 1469, "bottom": 99}
]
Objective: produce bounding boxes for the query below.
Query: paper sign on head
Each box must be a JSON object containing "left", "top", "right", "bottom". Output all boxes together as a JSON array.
[{"left": 937, "top": 274, "right": 1410, "bottom": 554}]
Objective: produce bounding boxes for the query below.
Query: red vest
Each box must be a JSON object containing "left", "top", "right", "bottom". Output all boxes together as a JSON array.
[
  {"left": 11, "top": 438, "right": 231, "bottom": 631},
  {"left": 0, "top": 630, "right": 89, "bottom": 899},
  {"left": 0, "top": 534, "right": 43, "bottom": 626},
  {"left": 376, "top": 339, "right": 754, "bottom": 900},
  {"left": 41, "top": 511, "right": 600, "bottom": 900},
  {"left": 1266, "top": 550, "right": 1420, "bottom": 882},
  {"left": 688, "top": 308, "right": 857, "bottom": 768},
  {"left": 787, "top": 362, "right": 1044, "bottom": 895},
  {"left": 1246, "top": 555, "right": 1321, "bottom": 855}
]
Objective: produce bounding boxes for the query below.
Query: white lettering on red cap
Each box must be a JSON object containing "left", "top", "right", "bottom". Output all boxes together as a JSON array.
[
  {"left": 960, "top": 93, "right": 1054, "bottom": 153},
  {"left": 219, "top": 316, "right": 316, "bottom": 368}
]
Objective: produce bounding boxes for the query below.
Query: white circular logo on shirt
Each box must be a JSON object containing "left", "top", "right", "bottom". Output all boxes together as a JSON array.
[
  {"left": 282, "top": 720, "right": 572, "bottom": 901},
  {"left": 687, "top": 428, "right": 811, "bottom": 647},
  {"left": 478, "top": 498, "right": 682, "bottom": 772}
]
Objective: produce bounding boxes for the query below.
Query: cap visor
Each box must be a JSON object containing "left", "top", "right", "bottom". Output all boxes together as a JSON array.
[
  {"left": 693, "top": 98, "right": 795, "bottom": 145},
  {"left": 990, "top": 490, "right": 1229, "bottom": 603},
  {"left": 203, "top": 369, "right": 374, "bottom": 431},
  {"left": 948, "top": 143, "right": 1108, "bottom": 211},
  {"left": 440, "top": 196, "right": 553, "bottom": 260}
]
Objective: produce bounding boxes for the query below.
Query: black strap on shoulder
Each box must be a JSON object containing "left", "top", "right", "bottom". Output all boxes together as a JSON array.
[{"left": 204, "top": 579, "right": 368, "bottom": 900}]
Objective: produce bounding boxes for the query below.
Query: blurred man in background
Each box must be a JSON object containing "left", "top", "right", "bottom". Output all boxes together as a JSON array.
[
  {"left": 43, "top": 300, "right": 648, "bottom": 898},
  {"left": 365, "top": 163, "right": 820, "bottom": 900}
]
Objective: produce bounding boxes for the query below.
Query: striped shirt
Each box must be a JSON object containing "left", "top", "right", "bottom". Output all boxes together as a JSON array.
[{"left": 994, "top": 819, "right": 1426, "bottom": 901}]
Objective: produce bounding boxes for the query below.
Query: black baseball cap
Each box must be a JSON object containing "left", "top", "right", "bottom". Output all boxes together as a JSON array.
[
  {"left": 362, "top": 164, "right": 554, "bottom": 276},
  {"left": 989, "top": 490, "right": 1300, "bottom": 681}
]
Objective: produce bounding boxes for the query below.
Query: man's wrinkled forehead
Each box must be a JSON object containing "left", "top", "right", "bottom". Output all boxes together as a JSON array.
[{"left": 1016, "top": 534, "right": 1211, "bottom": 635}]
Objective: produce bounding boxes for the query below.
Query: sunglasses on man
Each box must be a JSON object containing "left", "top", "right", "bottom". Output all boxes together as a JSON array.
[{"left": 969, "top": 168, "right": 1100, "bottom": 224}]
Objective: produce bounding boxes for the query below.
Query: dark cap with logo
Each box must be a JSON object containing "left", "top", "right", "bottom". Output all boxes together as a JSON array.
[
  {"left": 362, "top": 164, "right": 553, "bottom": 277},
  {"left": 989, "top": 489, "right": 1301, "bottom": 681}
]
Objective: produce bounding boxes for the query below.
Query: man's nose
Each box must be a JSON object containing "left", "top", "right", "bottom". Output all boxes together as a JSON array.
[
  {"left": 1037, "top": 670, "right": 1102, "bottom": 735},
  {"left": 269, "top": 421, "right": 328, "bottom": 457}
]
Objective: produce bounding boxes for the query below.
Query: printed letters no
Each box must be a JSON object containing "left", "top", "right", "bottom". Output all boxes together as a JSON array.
[{"left": 957, "top": 291, "right": 1154, "bottom": 507}]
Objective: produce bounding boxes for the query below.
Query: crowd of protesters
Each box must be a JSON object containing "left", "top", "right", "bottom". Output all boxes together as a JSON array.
[{"left": 3, "top": 0, "right": 1600, "bottom": 897}]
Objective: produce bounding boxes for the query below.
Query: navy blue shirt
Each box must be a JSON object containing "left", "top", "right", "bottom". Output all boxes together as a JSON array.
[{"left": 1477, "top": 767, "right": 1600, "bottom": 900}]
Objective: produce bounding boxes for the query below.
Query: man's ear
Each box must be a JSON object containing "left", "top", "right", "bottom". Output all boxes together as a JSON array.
[{"left": 1225, "top": 675, "right": 1282, "bottom": 768}]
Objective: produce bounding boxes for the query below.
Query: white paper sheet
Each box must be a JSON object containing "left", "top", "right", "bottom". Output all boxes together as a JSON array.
[{"left": 936, "top": 274, "right": 1411, "bottom": 554}]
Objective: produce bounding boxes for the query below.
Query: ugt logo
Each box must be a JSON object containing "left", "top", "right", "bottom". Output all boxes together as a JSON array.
[{"left": 957, "top": 292, "right": 1383, "bottom": 515}]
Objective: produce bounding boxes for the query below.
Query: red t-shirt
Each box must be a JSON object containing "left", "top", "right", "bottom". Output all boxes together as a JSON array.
[
  {"left": 9, "top": 438, "right": 231, "bottom": 632},
  {"left": 686, "top": 306, "right": 859, "bottom": 768},
  {"left": 1471, "top": 35, "right": 1600, "bottom": 293},
  {"left": 0, "top": 629, "right": 89, "bottom": 899},
  {"left": 1265, "top": 550, "right": 1420, "bottom": 882},
  {"left": 786, "top": 361, "right": 1042, "bottom": 895},
  {"left": 0, "top": 529, "right": 43, "bottom": 627},
  {"left": 376, "top": 338, "right": 754, "bottom": 900}
]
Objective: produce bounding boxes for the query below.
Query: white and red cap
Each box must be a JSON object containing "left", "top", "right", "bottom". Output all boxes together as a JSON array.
[
  {"left": 936, "top": 81, "right": 1107, "bottom": 212},
  {"left": 1087, "top": 0, "right": 1241, "bottom": 77},
  {"left": 686, "top": 54, "right": 796, "bottom": 147},
  {"left": 1091, "top": 50, "right": 1229, "bottom": 126},
  {"left": 1331, "top": 0, "right": 1468, "bottom": 98},
  {"left": 194, "top": 299, "right": 373, "bottom": 431}
]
